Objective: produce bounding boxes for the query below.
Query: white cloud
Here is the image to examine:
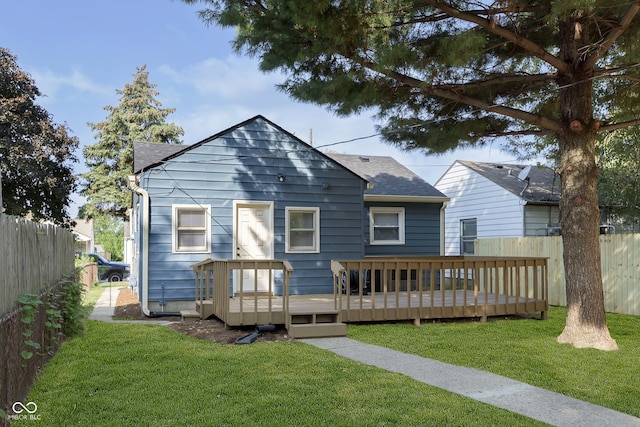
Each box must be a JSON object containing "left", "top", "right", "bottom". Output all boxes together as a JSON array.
[
  {"left": 160, "top": 56, "right": 282, "bottom": 100},
  {"left": 31, "top": 68, "right": 112, "bottom": 104}
]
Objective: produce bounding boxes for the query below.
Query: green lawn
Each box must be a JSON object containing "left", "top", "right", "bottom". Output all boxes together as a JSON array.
[
  {"left": 349, "top": 306, "right": 640, "bottom": 417},
  {"left": 15, "top": 321, "right": 545, "bottom": 427},
  {"left": 14, "top": 305, "right": 640, "bottom": 426}
]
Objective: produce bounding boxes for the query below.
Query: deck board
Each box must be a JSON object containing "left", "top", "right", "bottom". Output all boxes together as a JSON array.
[{"left": 222, "top": 291, "right": 546, "bottom": 326}]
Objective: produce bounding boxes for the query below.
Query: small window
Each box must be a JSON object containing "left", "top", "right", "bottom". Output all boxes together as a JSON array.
[
  {"left": 370, "top": 207, "right": 405, "bottom": 245},
  {"left": 172, "top": 205, "right": 211, "bottom": 253},
  {"left": 286, "top": 207, "right": 320, "bottom": 253},
  {"left": 460, "top": 218, "right": 477, "bottom": 255}
]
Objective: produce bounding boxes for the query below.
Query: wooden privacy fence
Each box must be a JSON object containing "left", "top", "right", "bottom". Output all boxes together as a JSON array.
[
  {"left": 476, "top": 234, "right": 640, "bottom": 316},
  {"left": 0, "top": 216, "right": 75, "bottom": 315}
]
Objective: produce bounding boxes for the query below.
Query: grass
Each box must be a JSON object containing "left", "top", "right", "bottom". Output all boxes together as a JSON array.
[
  {"left": 15, "top": 321, "right": 547, "bottom": 427},
  {"left": 15, "top": 301, "right": 639, "bottom": 425},
  {"left": 348, "top": 306, "right": 640, "bottom": 417}
]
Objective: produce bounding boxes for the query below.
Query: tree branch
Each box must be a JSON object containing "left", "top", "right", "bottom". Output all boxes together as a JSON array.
[
  {"left": 364, "top": 62, "right": 564, "bottom": 134},
  {"left": 380, "top": 5, "right": 549, "bottom": 27},
  {"left": 600, "top": 117, "right": 640, "bottom": 132},
  {"left": 422, "top": 0, "right": 572, "bottom": 76},
  {"left": 595, "top": 63, "right": 640, "bottom": 75},
  {"left": 479, "top": 129, "right": 551, "bottom": 138},
  {"left": 582, "top": 1, "right": 640, "bottom": 71},
  {"left": 437, "top": 73, "right": 556, "bottom": 91}
]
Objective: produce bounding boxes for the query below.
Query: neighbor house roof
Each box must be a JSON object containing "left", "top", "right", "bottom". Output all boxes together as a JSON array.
[
  {"left": 457, "top": 160, "right": 560, "bottom": 205},
  {"left": 133, "top": 141, "right": 185, "bottom": 173},
  {"left": 72, "top": 218, "right": 93, "bottom": 240},
  {"left": 327, "top": 153, "right": 448, "bottom": 202}
]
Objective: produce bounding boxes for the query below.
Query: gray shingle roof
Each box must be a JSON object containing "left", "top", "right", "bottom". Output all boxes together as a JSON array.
[
  {"left": 327, "top": 153, "right": 447, "bottom": 199},
  {"left": 458, "top": 160, "right": 560, "bottom": 205},
  {"left": 131, "top": 118, "right": 446, "bottom": 201},
  {"left": 133, "top": 141, "right": 186, "bottom": 173}
]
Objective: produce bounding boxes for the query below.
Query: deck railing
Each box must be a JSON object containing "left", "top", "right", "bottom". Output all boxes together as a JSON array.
[
  {"left": 331, "top": 256, "right": 548, "bottom": 322},
  {"left": 191, "top": 258, "right": 293, "bottom": 325}
]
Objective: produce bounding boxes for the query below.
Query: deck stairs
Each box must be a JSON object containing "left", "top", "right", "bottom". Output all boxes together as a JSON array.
[
  {"left": 195, "top": 299, "right": 215, "bottom": 319},
  {"left": 178, "top": 299, "right": 213, "bottom": 323},
  {"left": 183, "top": 299, "right": 347, "bottom": 339},
  {"left": 180, "top": 309, "right": 200, "bottom": 323},
  {"left": 287, "top": 309, "right": 347, "bottom": 339}
]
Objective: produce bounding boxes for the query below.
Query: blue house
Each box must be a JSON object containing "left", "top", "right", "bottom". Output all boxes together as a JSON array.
[{"left": 128, "top": 116, "right": 448, "bottom": 316}]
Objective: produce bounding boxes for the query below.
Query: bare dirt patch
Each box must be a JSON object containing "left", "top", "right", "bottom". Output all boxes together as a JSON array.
[{"left": 111, "top": 287, "right": 289, "bottom": 344}]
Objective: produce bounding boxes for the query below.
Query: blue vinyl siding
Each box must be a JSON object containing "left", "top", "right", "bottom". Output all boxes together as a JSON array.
[
  {"left": 364, "top": 202, "right": 442, "bottom": 256},
  {"left": 139, "top": 117, "right": 366, "bottom": 301}
]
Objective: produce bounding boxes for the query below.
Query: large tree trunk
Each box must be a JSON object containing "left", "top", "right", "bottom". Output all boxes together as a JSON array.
[
  {"left": 555, "top": 19, "right": 617, "bottom": 350},
  {"left": 556, "top": 131, "right": 617, "bottom": 350}
]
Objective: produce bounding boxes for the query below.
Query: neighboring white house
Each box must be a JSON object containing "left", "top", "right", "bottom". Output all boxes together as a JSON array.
[
  {"left": 72, "top": 218, "right": 95, "bottom": 254},
  {"left": 435, "top": 160, "right": 560, "bottom": 255}
]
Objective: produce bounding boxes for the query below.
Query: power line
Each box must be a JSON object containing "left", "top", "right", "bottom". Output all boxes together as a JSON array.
[{"left": 137, "top": 63, "right": 640, "bottom": 173}]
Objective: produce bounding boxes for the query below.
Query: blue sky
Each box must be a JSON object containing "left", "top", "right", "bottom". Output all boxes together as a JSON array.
[{"left": 2, "top": 0, "right": 520, "bottom": 217}]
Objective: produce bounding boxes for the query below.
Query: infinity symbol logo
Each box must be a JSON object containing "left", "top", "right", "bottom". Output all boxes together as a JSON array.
[{"left": 12, "top": 401, "right": 38, "bottom": 414}]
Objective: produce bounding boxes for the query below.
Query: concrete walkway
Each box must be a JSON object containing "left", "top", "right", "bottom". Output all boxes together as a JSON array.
[
  {"left": 90, "top": 288, "right": 640, "bottom": 427},
  {"left": 300, "top": 337, "right": 640, "bottom": 427},
  {"left": 88, "top": 286, "right": 172, "bottom": 325}
]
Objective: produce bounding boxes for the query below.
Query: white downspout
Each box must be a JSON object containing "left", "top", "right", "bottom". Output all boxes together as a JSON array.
[
  {"left": 128, "top": 175, "right": 150, "bottom": 316},
  {"left": 440, "top": 201, "right": 448, "bottom": 256}
]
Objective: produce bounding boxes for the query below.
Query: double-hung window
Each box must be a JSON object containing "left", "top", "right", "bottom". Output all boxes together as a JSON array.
[
  {"left": 172, "top": 205, "right": 211, "bottom": 253},
  {"left": 460, "top": 218, "right": 477, "bottom": 255},
  {"left": 369, "top": 207, "right": 405, "bottom": 245},
  {"left": 286, "top": 207, "right": 320, "bottom": 253}
]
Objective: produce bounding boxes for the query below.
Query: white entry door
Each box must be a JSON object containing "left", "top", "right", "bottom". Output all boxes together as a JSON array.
[{"left": 234, "top": 203, "right": 274, "bottom": 294}]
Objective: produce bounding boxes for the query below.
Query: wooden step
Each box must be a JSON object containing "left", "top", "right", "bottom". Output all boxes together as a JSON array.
[
  {"left": 180, "top": 309, "right": 201, "bottom": 323},
  {"left": 287, "top": 309, "right": 346, "bottom": 339},
  {"left": 289, "top": 310, "right": 340, "bottom": 325},
  {"left": 288, "top": 322, "right": 347, "bottom": 339},
  {"left": 195, "top": 299, "right": 214, "bottom": 319}
]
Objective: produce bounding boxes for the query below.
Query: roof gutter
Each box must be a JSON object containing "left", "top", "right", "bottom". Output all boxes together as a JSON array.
[
  {"left": 128, "top": 175, "right": 151, "bottom": 317},
  {"left": 440, "top": 201, "right": 447, "bottom": 256},
  {"left": 364, "top": 195, "right": 450, "bottom": 203}
]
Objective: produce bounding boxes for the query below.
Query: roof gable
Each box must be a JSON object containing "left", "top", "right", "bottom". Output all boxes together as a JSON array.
[
  {"left": 458, "top": 160, "right": 560, "bottom": 204},
  {"left": 328, "top": 153, "right": 447, "bottom": 200},
  {"left": 133, "top": 115, "right": 367, "bottom": 185}
]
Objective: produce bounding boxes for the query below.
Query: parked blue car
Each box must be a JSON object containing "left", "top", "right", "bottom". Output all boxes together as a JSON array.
[{"left": 87, "top": 253, "right": 130, "bottom": 282}]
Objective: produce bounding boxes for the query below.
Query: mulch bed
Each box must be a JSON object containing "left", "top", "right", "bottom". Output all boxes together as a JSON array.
[{"left": 111, "top": 287, "right": 289, "bottom": 344}]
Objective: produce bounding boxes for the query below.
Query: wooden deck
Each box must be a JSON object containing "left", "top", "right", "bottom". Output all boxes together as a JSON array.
[
  {"left": 224, "top": 290, "right": 545, "bottom": 322},
  {"left": 191, "top": 256, "right": 549, "bottom": 338}
]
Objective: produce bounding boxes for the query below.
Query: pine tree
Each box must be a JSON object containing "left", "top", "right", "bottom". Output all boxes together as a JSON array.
[
  {"left": 183, "top": 0, "right": 640, "bottom": 350},
  {"left": 598, "top": 129, "right": 640, "bottom": 229},
  {"left": 82, "top": 65, "right": 184, "bottom": 218},
  {"left": 0, "top": 47, "right": 78, "bottom": 224}
]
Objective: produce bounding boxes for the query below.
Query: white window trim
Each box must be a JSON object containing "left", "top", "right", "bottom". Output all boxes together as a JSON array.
[
  {"left": 369, "top": 207, "right": 405, "bottom": 245},
  {"left": 172, "top": 204, "right": 211, "bottom": 254},
  {"left": 460, "top": 218, "right": 477, "bottom": 255},
  {"left": 285, "top": 207, "right": 320, "bottom": 253}
]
